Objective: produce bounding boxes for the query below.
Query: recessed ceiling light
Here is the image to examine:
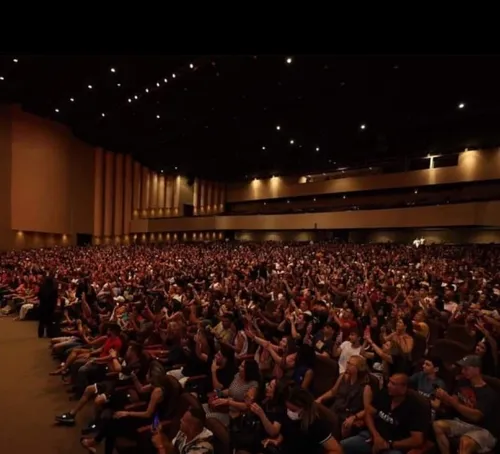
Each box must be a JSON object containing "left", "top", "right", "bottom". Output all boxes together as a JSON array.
[
  {"left": 360, "top": 124, "right": 366, "bottom": 130},
  {"left": 276, "top": 125, "right": 281, "bottom": 130},
  {"left": 286, "top": 57, "right": 293, "bottom": 64},
  {"left": 13, "top": 58, "right": 18, "bottom": 63},
  {"left": 290, "top": 139, "right": 294, "bottom": 144},
  {"left": 160, "top": 169, "right": 164, "bottom": 174},
  {"left": 156, "top": 115, "right": 160, "bottom": 119},
  {"left": 316, "top": 147, "right": 320, "bottom": 151},
  {"left": 458, "top": 102, "right": 465, "bottom": 109},
  {"left": 110, "top": 68, "right": 116, "bottom": 73},
  {"left": 54, "top": 108, "right": 59, "bottom": 113},
  {"left": 189, "top": 63, "right": 194, "bottom": 69},
  {"left": 88, "top": 85, "right": 92, "bottom": 89},
  {"left": 128, "top": 98, "right": 132, "bottom": 103},
  {"left": 116, "top": 83, "right": 121, "bottom": 87},
  {"left": 134, "top": 95, "right": 138, "bottom": 99},
  {"left": 101, "top": 113, "right": 105, "bottom": 117},
  {"left": 172, "top": 73, "right": 176, "bottom": 78},
  {"left": 145, "top": 88, "right": 149, "bottom": 93},
  {"left": 262, "top": 146, "right": 266, "bottom": 150},
  {"left": 164, "top": 78, "right": 168, "bottom": 83},
  {"left": 70, "top": 98, "right": 74, "bottom": 102},
  {"left": 156, "top": 82, "right": 160, "bottom": 87},
  {"left": 174, "top": 166, "right": 178, "bottom": 170},
  {"left": 0, "top": 76, "right": 4, "bottom": 81}
]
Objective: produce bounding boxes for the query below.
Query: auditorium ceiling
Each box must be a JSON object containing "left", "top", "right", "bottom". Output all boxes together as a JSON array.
[{"left": 1, "top": 54, "right": 500, "bottom": 180}]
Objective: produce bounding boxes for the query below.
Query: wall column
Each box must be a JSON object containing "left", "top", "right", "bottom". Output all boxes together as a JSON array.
[
  {"left": 219, "top": 183, "right": 226, "bottom": 213},
  {"left": 172, "top": 176, "right": 181, "bottom": 216},
  {"left": 132, "top": 161, "right": 141, "bottom": 219},
  {"left": 150, "top": 171, "right": 158, "bottom": 217},
  {"left": 158, "top": 175, "right": 165, "bottom": 217},
  {"left": 123, "top": 154, "right": 133, "bottom": 237},
  {"left": 103, "top": 151, "right": 115, "bottom": 241},
  {"left": 193, "top": 178, "right": 199, "bottom": 216},
  {"left": 213, "top": 182, "right": 220, "bottom": 214},
  {"left": 206, "top": 181, "right": 213, "bottom": 215},
  {"left": 113, "top": 153, "right": 124, "bottom": 239},
  {"left": 200, "top": 180, "right": 206, "bottom": 215},
  {"left": 93, "top": 147, "right": 104, "bottom": 241},
  {"left": 165, "top": 175, "right": 173, "bottom": 217},
  {"left": 140, "top": 167, "right": 150, "bottom": 218}
]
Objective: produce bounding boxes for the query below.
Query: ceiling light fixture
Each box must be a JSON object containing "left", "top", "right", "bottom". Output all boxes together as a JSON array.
[
  {"left": 360, "top": 124, "right": 366, "bottom": 130},
  {"left": 316, "top": 147, "right": 320, "bottom": 151},
  {"left": 145, "top": 88, "right": 149, "bottom": 93},
  {"left": 128, "top": 98, "right": 132, "bottom": 103},
  {"left": 262, "top": 146, "right": 266, "bottom": 150},
  {"left": 101, "top": 113, "right": 105, "bottom": 117},
  {"left": 88, "top": 85, "right": 93, "bottom": 89},
  {"left": 290, "top": 139, "right": 295, "bottom": 145},
  {"left": 156, "top": 82, "right": 160, "bottom": 87},
  {"left": 286, "top": 57, "right": 293, "bottom": 64},
  {"left": 276, "top": 125, "right": 281, "bottom": 130},
  {"left": 70, "top": 98, "right": 74, "bottom": 102},
  {"left": 110, "top": 68, "right": 116, "bottom": 73},
  {"left": 164, "top": 78, "right": 168, "bottom": 83},
  {"left": 54, "top": 108, "right": 59, "bottom": 113},
  {"left": 172, "top": 73, "right": 176, "bottom": 78},
  {"left": 458, "top": 102, "right": 465, "bottom": 109},
  {"left": 134, "top": 95, "right": 138, "bottom": 99},
  {"left": 0, "top": 76, "right": 4, "bottom": 81},
  {"left": 13, "top": 58, "right": 18, "bottom": 63},
  {"left": 156, "top": 115, "right": 160, "bottom": 119},
  {"left": 189, "top": 63, "right": 194, "bottom": 69},
  {"left": 116, "top": 83, "right": 121, "bottom": 87}
]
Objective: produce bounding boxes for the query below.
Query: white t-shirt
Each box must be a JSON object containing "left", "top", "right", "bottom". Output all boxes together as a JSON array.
[{"left": 338, "top": 341, "right": 362, "bottom": 374}]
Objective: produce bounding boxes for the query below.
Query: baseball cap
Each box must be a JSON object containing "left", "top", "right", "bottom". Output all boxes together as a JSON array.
[{"left": 457, "top": 355, "right": 482, "bottom": 368}]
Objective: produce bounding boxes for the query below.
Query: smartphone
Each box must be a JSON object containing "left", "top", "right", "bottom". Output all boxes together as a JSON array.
[{"left": 152, "top": 412, "right": 160, "bottom": 431}]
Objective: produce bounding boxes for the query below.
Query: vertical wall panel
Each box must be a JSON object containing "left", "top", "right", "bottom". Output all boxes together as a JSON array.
[
  {"left": 158, "top": 175, "right": 165, "bottom": 216},
  {"left": 219, "top": 183, "right": 226, "bottom": 212},
  {"left": 213, "top": 182, "right": 220, "bottom": 214},
  {"left": 93, "top": 147, "right": 104, "bottom": 237},
  {"left": 200, "top": 180, "right": 206, "bottom": 215},
  {"left": 165, "top": 175, "right": 173, "bottom": 216},
  {"left": 173, "top": 176, "right": 181, "bottom": 216},
  {"left": 123, "top": 154, "right": 133, "bottom": 234},
  {"left": 132, "top": 161, "right": 141, "bottom": 214},
  {"left": 206, "top": 181, "right": 213, "bottom": 214},
  {"left": 150, "top": 171, "right": 158, "bottom": 213},
  {"left": 103, "top": 151, "right": 115, "bottom": 237},
  {"left": 193, "top": 178, "right": 199, "bottom": 215},
  {"left": 140, "top": 167, "right": 150, "bottom": 216},
  {"left": 113, "top": 154, "right": 124, "bottom": 236}
]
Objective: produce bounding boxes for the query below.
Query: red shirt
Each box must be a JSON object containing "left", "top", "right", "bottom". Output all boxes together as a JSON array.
[{"left": 100, "top": 336, "right": 122, "bottom": 358}]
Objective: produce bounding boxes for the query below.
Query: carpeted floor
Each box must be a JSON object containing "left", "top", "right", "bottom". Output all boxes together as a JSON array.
[{"left": 0, "top": 318, "right": 92, "bottom": 454}]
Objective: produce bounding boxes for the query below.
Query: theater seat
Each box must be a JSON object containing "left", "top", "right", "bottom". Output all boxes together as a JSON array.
[
  {"left": 206, "top": 417, "right": 231, "bottom": 454},
  {"left": 311, "top": 356, "right": 339, "bottom": 397}
]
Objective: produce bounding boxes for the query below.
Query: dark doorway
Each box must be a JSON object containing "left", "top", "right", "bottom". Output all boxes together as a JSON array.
[{"left": 76, "top": 233, "right": 92, "bottom": 246}]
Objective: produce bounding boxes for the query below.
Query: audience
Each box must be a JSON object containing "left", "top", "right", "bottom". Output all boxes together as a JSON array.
[{"left": 1, "top": 241, "right": 500, "bottom": 454}]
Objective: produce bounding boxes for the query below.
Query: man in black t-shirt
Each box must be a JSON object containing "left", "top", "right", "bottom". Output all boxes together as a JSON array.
[
  {"left": 341, "top": 373, "right": 429, "bottom": 454},
  {"left": 433, "top": 355, "right": 498, "bottom": 454}
]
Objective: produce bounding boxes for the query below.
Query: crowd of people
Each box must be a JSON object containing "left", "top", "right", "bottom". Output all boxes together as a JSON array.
[{"left": 1, "top": 242, "right": 500, "bottom": 454}]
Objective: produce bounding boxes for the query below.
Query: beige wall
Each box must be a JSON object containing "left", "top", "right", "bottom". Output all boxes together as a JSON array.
[
  {"left": 227, "top": 149, "right": 500, "bottom": 202},
  {"left": 0, "top": 105, "right": 12, "bottom": 250},
  {"left": 130, "top": 201, "right": 500, "bottom": 233},
  {"left": 9, "top": 105, "right": 95, "bottom": 235}
]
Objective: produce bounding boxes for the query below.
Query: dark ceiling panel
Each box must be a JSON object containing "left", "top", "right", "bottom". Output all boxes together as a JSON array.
[{"left": 1, "top": 54, "right": 500, "bottom": 180}]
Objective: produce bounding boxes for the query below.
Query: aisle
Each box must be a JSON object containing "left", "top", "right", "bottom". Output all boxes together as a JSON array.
[{"left": 0, "top": 319, "right": 88, "bottom": 454}]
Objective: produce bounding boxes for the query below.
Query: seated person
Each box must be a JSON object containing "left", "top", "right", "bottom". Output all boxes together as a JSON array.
[
  {"left": 210, "top": 345, "right": 238, "bottom": 392},
  {"left": 152, "top": 407, "right": 214, "bottom": 454},
  {"left": 316, "top": 355, "right": 375, "bottom": 437},
  {"left": 312, "top": 321, "right": 338, "bottom": 358},
  {"left": 433, "top": 355, "right": 498, "bottom": 454},
  {"left": 265, "top": 387, "right": 342, "bottom": 454},
  {"left": 81, "top": 360, "right": 168, "bottom": 454},
  {"left": 334, "top": 330, "right": 362, "bottom": 374},
  {"left": 341, "top": 373, "right": 429, "bottom": 454},
  {"left": 410, "top": 356, "right": 446, "bottom": 417},
  {"left": 204, "top": 359, "right": 261, "bottom": 427},
  {"left": 55, "top": 342, "right": 148, "bottom": 426}
]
